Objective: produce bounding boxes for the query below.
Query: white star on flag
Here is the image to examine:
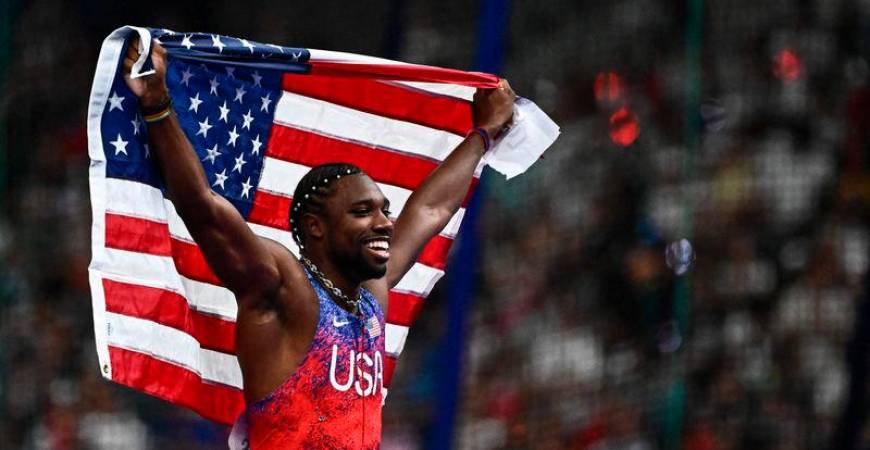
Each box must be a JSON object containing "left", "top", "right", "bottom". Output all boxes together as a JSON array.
[
  {"left": 232, "top": 153, "right": 247, "bottom": 173},
  {"left": 242, "top": 110, "right": 254, "bottom": 130},
  {"left": 251, "top": 134, "right": 262, "bottom": 155},
  {"left": 218, "top": 101, "right": 230, "bottom": 122},
  {"left": 181, "top": 34, "right": 194, "bottom": 50},
  {"left": 234, "top": 86, "right": 247, "bottom": 103},
  {"left": 203, "top": 143, "right": 221, "bottom": 164},
  {"left": 212, "top": 168, "right": 228, "bottom": 190},
  {"left": 108, "top": 92, "right": 125, "bottom": 111},
  {"left": 131, "top": 116, "right": 142, "bottom": 135},
  {"left": 209, "top": 77, "right": 220, "bottom": 95},
  {"left": 211, "top": 34, "right": 225, "bottom": 53},
  {"left": 240, "top": 39, "right": 255, "bottom": 53},
  {"left": 241, "top": 177, "right": 253, "bottom": 198},
  {"left": 188, "top": 93, "right": 203, "bottom": 113},
  {"left": 180, "top": 67, "right": 194, "bottom": 86},
  {"left": 260, "top": 93, "right": 272, "bottom": 112},
  {"left": 196, "top": 117, "right": 213, "bottom": 137},
  {"left": 251, "top": 71, "right": 263, "bottom": 87},
  {"left": 110, "top": 133, "right": 128, "bottom": 155},
  {"left": 227, "top": 126, "right": 240, "bottom": 146},
  {"left": 225, "top": 67, "right": 235, "bottom": 79}
]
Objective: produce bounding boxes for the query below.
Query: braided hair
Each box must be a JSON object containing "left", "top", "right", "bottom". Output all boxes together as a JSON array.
[{"left": 289, "top": 163, "right": 363, "bottom": 252}]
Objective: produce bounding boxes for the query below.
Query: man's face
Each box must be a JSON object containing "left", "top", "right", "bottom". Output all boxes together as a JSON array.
[{"left": 322, "top": 174, "right": 393, "bottom": 281}]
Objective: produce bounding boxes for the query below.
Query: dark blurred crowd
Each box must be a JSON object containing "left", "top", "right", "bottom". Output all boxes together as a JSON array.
[
  {"left": 409, "top": 0, "right": 870, "bottom": 449},
  {"left": 2, "top": 0, "right": 870, "bottom": 449}
]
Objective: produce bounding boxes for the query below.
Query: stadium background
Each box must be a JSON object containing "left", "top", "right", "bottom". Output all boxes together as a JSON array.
[{"left": 2, "top": 0, "right": 869, "bottom": 448}]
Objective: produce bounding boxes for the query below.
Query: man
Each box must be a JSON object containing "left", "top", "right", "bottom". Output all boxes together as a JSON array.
[{"left": 123, "top": 39, "right": 515, "bottom": 449}]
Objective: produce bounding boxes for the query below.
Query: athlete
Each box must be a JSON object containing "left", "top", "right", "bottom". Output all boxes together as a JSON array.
[{"left": 123, "top": 39, "right": 515, "bottom": 449}]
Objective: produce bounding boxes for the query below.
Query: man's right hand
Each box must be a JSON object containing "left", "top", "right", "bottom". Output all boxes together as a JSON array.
[
  {"left": 472, "top": 79, "right": 516, "bottom": 139},
  {"left": 123, "top": 37, "right": 170, "bottom": 109}
]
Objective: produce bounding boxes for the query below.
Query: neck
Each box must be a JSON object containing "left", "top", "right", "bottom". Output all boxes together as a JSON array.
[{"left": 302, "top": 251, "right": 361, "bottom": 303}]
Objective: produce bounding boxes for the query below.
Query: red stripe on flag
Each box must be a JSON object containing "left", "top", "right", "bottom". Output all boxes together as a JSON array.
[
  {"left": 267, "top": 125, "right": 438, "bottom": 191},
  {"left": 386, "top": 291, "right": 426, "bottom": 327},
  {"left": 105, "top": 213, "right": 172, "bottom": 256},
  {"left": 249, "top": 190, "right": 292, "bottom": 231},
  {"left": 418, "top": 235, "right": 452, "bottom": 270},
  {"left": 109, "top": 346, "right": 244, "bottom": 425},
  {"left": 307, "top": 61, "right": 500, "bottom": 88},
  {"left": 103, "top": 278, "right": 236, "bottom": 354},
  {"left": 383, "top": 354, "right": 398, "bottom": 389},
  {"left": 104, "top": 213, "right": 223, "bottom": 286},
  {"left": 172, "top": 239, "right": 223, "bottom": 286},
  {"left": 282, "top": 74, "right": 473, "bottom": 136}
]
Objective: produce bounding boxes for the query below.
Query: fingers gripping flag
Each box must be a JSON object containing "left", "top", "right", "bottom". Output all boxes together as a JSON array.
[{"left": 87, "top": 26, "right": 499, "bottom": 424}]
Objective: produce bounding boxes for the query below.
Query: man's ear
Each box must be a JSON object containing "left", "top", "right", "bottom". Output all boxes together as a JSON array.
[{"left": 302, "top": 213, "right": 325, "bottom": 241}]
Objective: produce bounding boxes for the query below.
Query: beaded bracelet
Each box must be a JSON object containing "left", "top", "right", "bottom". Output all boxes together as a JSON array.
[{"left": 469, "top": 127, "right": 492, "bottom": 152}]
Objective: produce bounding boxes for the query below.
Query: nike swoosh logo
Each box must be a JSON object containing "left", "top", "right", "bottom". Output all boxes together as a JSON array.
[{"left": 333, "top": 317, "right": 350, "bottom": 327}]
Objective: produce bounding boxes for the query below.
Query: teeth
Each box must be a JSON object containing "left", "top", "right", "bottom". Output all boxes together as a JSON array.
[{"left": 365, "top": 240, "right": 389, "bottom": 251}]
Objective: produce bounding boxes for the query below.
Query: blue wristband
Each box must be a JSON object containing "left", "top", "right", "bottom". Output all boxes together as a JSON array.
[{"left": 470, "top": 127, "right": 492, "bottom": 152}]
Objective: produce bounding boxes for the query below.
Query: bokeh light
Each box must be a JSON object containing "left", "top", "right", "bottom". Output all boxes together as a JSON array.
[
  {"left": 773, "top": 48, "right": 803, "bottom": 82},
  {"left": 657, "top": 321, "right": 682, "bottom": 353},
  {"left": 665, "top": 239, "right": 694, "bottom": 275},
  {"left": 700, "top": 99, "right": 727, "bottom": 133},
  {"left": 609, "top": 106, "right": 640, "bottom": 146},
  {"left": 594, "top": 71, "right": 625, "bottom": 104}
]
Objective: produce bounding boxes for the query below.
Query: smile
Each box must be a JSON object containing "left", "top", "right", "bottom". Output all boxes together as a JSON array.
[{"left": 363, "top": 238, "right": 390, "bottom": 260}]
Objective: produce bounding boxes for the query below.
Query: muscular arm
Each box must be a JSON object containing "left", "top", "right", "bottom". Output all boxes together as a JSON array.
[
  {"left": 125, "top": 40, "right": 282, "bottom": 302},
  {"left": 380, "top": 81, "right": 516, "bottom": 289}
]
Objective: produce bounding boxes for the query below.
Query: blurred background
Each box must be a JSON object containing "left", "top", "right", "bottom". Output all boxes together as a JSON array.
[{"left": 2, "top": 0, "right": 870, "bottom": 448}]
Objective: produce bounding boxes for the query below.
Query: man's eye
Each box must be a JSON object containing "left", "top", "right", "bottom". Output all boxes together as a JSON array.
[
  {"left": 382, "top": 209, "right": 393, "bottom": 217},
  {"left": 353, "top": 208, "right": 370, "bottom": 215}
]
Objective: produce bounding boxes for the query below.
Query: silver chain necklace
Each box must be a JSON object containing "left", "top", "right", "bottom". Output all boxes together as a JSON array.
[{"left": 301, "top": 256, "right": 362, "bottom": 315}]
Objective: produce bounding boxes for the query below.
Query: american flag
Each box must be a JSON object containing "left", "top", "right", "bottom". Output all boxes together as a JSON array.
[{"left": 87, "top": 26, "right": 498, "bottom": 425}]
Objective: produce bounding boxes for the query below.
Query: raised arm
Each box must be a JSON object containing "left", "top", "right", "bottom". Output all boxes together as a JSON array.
[
  {"left": 384, "top": 80, "right": 516, "bottom": 288},
  {"left": 123, "top": 39, "right": 282, "bottom": 302}
]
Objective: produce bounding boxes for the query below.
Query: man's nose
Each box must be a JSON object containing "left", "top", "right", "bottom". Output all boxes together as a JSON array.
[{"left": 374, "top": 210, "right": 394, "bottom": 234}]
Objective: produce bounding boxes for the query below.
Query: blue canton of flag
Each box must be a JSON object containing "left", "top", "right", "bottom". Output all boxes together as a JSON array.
[{"left": 99, "top": 29, "right": 308, "bottom": 218}]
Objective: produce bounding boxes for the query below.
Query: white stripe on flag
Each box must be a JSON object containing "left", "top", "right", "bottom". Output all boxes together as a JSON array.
[
  {"left": 384, "top": 323, "right": 409, "bottom": 356},
  {"left": 394, "top": 263, "right": 445, "bottom": 297},
  {"left": 95, "top": 248, "right": 238, "bottom": 320},
  {"left": 273, "top": 91, "right": 465, "bottom": 162},
  {"left": 105, "top": 312, "right": 243, "bottom": 388},
  {"left": 308, "top": 49, "right": 412, "bottom": 65},
  {"left": 249, "top": 222, "right": 299, "bottom": 255},
  {"left": 441, "top": 207, "right": 465, "bottom": 239},
  {"left": 105, "top": 178, "right": 167, "bottom": 222},
  {"left": 391, "top": 81, "right": 475, "bottom": 101}
]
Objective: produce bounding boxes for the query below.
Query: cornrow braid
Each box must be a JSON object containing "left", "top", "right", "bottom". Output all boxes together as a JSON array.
[{"left": 289, "top": 163, "right": 363, "bottom": 251}]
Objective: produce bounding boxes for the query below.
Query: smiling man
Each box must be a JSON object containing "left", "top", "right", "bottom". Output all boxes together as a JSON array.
[{"left": 122, "top": 39, "right": 515, "bottom": 449}]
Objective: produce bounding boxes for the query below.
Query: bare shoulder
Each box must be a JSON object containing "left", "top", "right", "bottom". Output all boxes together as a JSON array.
[
  {"left": 362, "top": 278, "right": 389, "bottom": 313},
  {"left": 259, "top": 238, "right": 318, "bottom": 317}
]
